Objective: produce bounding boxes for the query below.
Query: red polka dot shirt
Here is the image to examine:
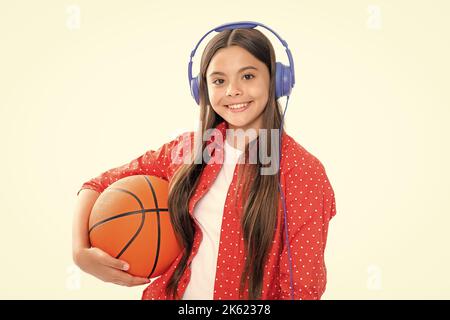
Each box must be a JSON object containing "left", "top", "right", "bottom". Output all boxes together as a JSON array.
[{"left": 78, "top": 120, "right": 337, "bottom": 300}]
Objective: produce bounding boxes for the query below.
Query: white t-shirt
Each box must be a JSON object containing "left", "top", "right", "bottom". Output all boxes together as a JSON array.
[{"left": 182, "top": 138, "right": 244, "bottom": 300}]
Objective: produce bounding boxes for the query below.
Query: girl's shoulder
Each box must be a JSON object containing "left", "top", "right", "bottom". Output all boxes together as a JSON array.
[{"left": 281, "top": 132, "right": 329, "bottom": 177}]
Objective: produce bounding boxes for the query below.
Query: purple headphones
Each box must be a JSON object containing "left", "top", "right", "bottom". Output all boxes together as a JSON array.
[{"left": 188, "top": 21, "right": 296, "bottom": 105}]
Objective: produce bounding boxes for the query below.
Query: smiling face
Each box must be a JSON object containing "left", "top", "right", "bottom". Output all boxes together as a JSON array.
[{"left": 206, "top": 45, "right": 270, "bottom": 136}]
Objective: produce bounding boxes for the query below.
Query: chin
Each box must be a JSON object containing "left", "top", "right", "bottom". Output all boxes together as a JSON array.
[{"left": 226, "top": 119, "right": 253, "bottom": 129}]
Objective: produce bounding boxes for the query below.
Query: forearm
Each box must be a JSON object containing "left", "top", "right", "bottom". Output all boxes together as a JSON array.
[{"left": 72, "top": 188, "right": 100, "bottom": 262}]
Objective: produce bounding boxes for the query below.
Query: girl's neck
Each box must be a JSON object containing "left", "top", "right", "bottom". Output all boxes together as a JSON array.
[{"left": 225, "top": 130, "right": 259, "bottom": 152}]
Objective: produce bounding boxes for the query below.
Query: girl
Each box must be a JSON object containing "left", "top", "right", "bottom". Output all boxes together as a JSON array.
[{"left": 72, "top": 25, "right": 336, "bottom": 300}]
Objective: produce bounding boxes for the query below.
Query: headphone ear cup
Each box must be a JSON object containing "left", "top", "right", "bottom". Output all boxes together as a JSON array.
[
  {"left": 190, "top": 75, "right": 200, "bottom": 105},
  {"left": 275, "top": 62, "right": 293, "bottom": 99}
]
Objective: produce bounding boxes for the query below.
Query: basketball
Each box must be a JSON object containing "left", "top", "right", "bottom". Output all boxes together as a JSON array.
[{"left": 88, "top": 175, "right": 182, "bottom": 279}]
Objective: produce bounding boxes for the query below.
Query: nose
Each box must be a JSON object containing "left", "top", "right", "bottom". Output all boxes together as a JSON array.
[{"left": 226, "top": 80, "right": 242, "bottom": 97}]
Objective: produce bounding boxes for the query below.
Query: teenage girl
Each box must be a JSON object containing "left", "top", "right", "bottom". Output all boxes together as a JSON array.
[{"left": 72, "top": 23, "right": 336, "bottom": 300}]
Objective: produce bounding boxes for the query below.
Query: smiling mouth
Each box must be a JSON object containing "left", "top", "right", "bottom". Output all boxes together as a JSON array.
[{"left": 225, "top": 101, "right": 253, "bottom": 109}]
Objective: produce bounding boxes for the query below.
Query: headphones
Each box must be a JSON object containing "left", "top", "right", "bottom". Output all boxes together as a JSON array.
[
  {"left": 187, "top": 21, "right": 296, "bottom": 300},
  {"left": 188, "top": 21, "right": 296, "bottom": 105}
]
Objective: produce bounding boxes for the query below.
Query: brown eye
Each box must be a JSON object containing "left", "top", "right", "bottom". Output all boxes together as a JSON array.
[
  {"left": 243, "top": 74, "right": 255, "bottom": 80},
  {"left": 212, "top": 79, "right": 224, "bottom": 85}
]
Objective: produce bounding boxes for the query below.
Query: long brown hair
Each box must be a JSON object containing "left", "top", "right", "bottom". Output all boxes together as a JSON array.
[{"left": 165, "top": 28, "right": 285, "bottom": 299}]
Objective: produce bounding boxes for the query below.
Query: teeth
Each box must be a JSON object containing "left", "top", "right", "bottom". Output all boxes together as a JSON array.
[{"left": 227, "top": 102, "right": 250, "bottom": 109}]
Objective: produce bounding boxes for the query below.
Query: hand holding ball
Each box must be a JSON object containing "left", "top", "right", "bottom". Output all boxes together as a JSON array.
[{"left": 88, "top": 175, "right": 182, "bottom": 279}]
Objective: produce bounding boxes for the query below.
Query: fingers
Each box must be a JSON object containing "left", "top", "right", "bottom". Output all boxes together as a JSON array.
[
  {"left": 109, "top": 269, "right": 150, "bottom": 287},
  {"left": 127, "top": 274, "right": 151, "bottom": 287},
  {"left": 90, "top": 248, "right": 150, "bottom": 287},
  {"left": 95, "top": 248, "right": 129, "bottom": 271}
]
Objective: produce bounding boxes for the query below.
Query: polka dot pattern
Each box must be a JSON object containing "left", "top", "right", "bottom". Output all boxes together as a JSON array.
[{"left": 78, "top": 121, "right": 336, "bottom": 300}]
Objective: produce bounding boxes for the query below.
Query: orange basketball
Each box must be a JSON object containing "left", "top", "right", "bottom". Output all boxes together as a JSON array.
[{"left": 88, "top": 175, "right": 182, "bottom": 279}]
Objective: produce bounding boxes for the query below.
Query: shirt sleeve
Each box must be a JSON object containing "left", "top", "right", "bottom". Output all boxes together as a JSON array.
[
  {"left": 279, "top": 158, "right": 337, "bottom": 300},
  {"left": 76, "top": 132, "right": 191, "bottom": 196}
]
